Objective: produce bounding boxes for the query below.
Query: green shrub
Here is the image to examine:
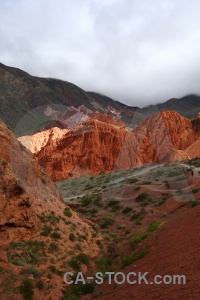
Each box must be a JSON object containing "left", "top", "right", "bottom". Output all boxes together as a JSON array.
[
  {"left": 125, "top": 228, "right": 131, "bottom": 234},
  {"left": 69, "top": 233, "right": 75, "bottom": 241},
  {"left": 71, "top": 282, "right": 95, "bottom": 296},
  {"left": 36, "top": 280, "right": 44, "bottom": 291},
  {"left": 157, "top": 198, "right": 166, "bottom": 206},
  {"left": 127, "top": 178, "right": 138, "bottom": 184},
  {"left": 131, "top": 233, "right": 150, "bottom": 249},
  {"left": 135, "top": 193, "right": 149, "bottom": 202},
  {"left": 64, "top": 207, "right": 72, "bottom": 217},
  {"left": 81, "top": 195, "right": 92, "bottom": 207},
  {"left": 20, "top": 278, "right": 34, "bottom": 300},
  {"left": 84, "top": 184, "right": 93, "bottom": 190},
  {"left": 96, "top": 240, "right": 101, "bottom": 246},
  {"left": 130, "top": 212, "right": 142, "bottom": 221},
  {"left": 107, "top": 199, "right": 120, "bottom": 207},
  {"left": 21, "top": 266, "right": 42, "bottom": 278},
  {"left": 135, "top": 218, "right": 142, "bottom": 225},
  {"left": 111, "top": 204, "right": 120, "bottom": 212},
  {"left": 192, "top": 188, "right": 200, "bottom": 194},
  {"left": 101, "top": 216, "right": 114, "bottom": 228},
  {"left": 121, "top": 248, "right": 149, "bottom": 268},
  {"left": 122, "top": 207, "right": 132, "bottom": 214},
  {"left": 48, "top": 265, "right": 62, "bottom": 276},
  {"left": 40, "top": 225, "right": 52, "bottom": 236},
  {"left": 50, "top": 232, "right": 61, "bottom": 239},
  {"left": 89, "top": 208, "right": 98, "bottom": 214},
  {"left": 118, "top": 224, "right": 126, "bottom": 229},
  {"left": 49, "top": 242, "right": 59, "bottom": 252},
  {"left": 96, "top": 256, "right": 113, "bottom": 272},
  {"left": 141, "top": 180, "right": 152, "bottom": 185},
  {"left": 147, "top": 221, "right": 162, "bottom": 233},
  {"left": 190, "top": 200, "right": 200, "bottom": 207},
  {"left": 41, "top": 178, "right": 46, "bottom": 184},
  {"left": 62, "top": 289, "right": 80, "bottom": 300},
  {"left": 76, "top": 253, "right": 90, "bottom": 267},
  {"left": 68, "top": 258, "right": 81, "bottom": 271},
  {"left": 47, "top": 214, "right": 60, "bottom": 225},
  {"left": 133, "top": 186, "right": 141, "bottom": 191},
  {"left": 93, "top": 194, "right": 102, "bottom": 207}
]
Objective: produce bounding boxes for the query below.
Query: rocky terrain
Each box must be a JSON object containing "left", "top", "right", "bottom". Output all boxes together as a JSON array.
[
  {"left": 1, "top": 62, "right": 200, "bottom": 136},
  {"left": 0, "top": 120, "right": 101, "bottom": 299},
  {"left": 20, "top": 110, "right": 200, "bottom": 181},
  {"left": 57, "top": 160, "right": 200, "bottom": 300}
]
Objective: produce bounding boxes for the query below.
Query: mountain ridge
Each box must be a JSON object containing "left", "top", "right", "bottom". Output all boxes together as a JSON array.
[{"left": 1, "top": 62, "right": 200, "bottom": 136}]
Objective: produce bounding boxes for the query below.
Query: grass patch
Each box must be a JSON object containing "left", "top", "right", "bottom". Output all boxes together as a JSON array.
[{"left": 121, "top": 248, "right": 149, "bottom": 268}]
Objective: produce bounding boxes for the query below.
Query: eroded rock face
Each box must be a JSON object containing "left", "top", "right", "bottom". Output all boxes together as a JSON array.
[
  {"left": 0, "top": 120, "right": 100, "bottom": 253},
  {"left": 19, "top": 111, "right": 200, "bottom": 181},
  {"left": 35, "top": 120, "right": 127, "bottom": 180},
  {"left": 116, "top": 110, "right": 198, "bottom": 167},
  {"left": 0, "top": 119, "right": 101, "bottom": 299}
]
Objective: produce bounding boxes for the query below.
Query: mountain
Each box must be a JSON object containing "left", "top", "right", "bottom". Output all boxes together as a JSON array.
[
  {"left": 19, "top": 111, "right": 200, "bottom": 181},
  {"left": 138, "top": 94, "right": 200, "bottom": 119},
  {"left": 1, "top": 62, "right": 200, "bottom": 137},
  {"left": 0, "top": 119, "right": 101, "bottom": 299},
  {"left": 0, "top": 62, "right": 136, "bottom": 136}
]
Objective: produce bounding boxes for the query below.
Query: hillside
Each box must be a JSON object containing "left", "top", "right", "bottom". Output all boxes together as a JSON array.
[
  {"left": 0, "top": 119, "right": 101, "bottom": 299},
  {"left": 0, "top": 63, "right": 136, "bottom": 136}
]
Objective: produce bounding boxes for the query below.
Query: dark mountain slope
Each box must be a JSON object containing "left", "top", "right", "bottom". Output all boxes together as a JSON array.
[{"left": 0, "top": 62, "right": 200, "bottom": 136}]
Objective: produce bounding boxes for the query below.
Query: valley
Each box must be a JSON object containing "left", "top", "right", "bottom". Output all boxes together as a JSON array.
[{"left": 1, "top": 63, "right": 200, "bottom": 300}]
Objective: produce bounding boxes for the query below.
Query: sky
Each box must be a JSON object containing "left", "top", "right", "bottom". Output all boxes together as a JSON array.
[{"left": 0, "top": 0, "right": 200, "bottom": 107}]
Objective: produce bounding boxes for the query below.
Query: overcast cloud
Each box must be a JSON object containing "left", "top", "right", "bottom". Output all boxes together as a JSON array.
[{"left": 0, "top": 0, "right": 200, "bottom": 106}]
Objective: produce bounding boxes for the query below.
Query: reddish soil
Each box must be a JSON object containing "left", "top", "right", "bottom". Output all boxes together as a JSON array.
[{"left": 86, "top": 187, "right": 200, "bottom": 300}]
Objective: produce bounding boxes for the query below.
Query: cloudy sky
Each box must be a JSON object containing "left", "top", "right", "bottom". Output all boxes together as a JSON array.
[{"left": 0, "top": 0, "right": 200, "bottom": 106}]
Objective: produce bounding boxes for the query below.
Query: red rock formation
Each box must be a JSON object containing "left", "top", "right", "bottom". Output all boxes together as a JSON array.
[
  {"left": 116, "top": 110, "right": 198, "bottom": 168},
  {"left": 19, "top": 111, "right": 200, "bottom": 181},
  {"left": 91, "top": 112, "right": 124, "bottom": 127},
  {"left": 0, "top": 118, "right": 100, "bottom": 249},
  {"left": 30, "top": 119, "right": 127, "bottom": 180},
  {"left": 0, "top": 119, "right": 102, "bottom": 299}
]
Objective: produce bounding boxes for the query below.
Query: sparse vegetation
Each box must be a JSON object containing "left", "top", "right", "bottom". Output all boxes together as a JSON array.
[{"left": 121, "top": 248, "right": 149, "bottom": 268}]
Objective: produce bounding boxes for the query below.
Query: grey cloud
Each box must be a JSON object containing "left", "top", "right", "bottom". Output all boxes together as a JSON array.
[{"left": 0, "top": 0, "right": 200, "bottom": 107}]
